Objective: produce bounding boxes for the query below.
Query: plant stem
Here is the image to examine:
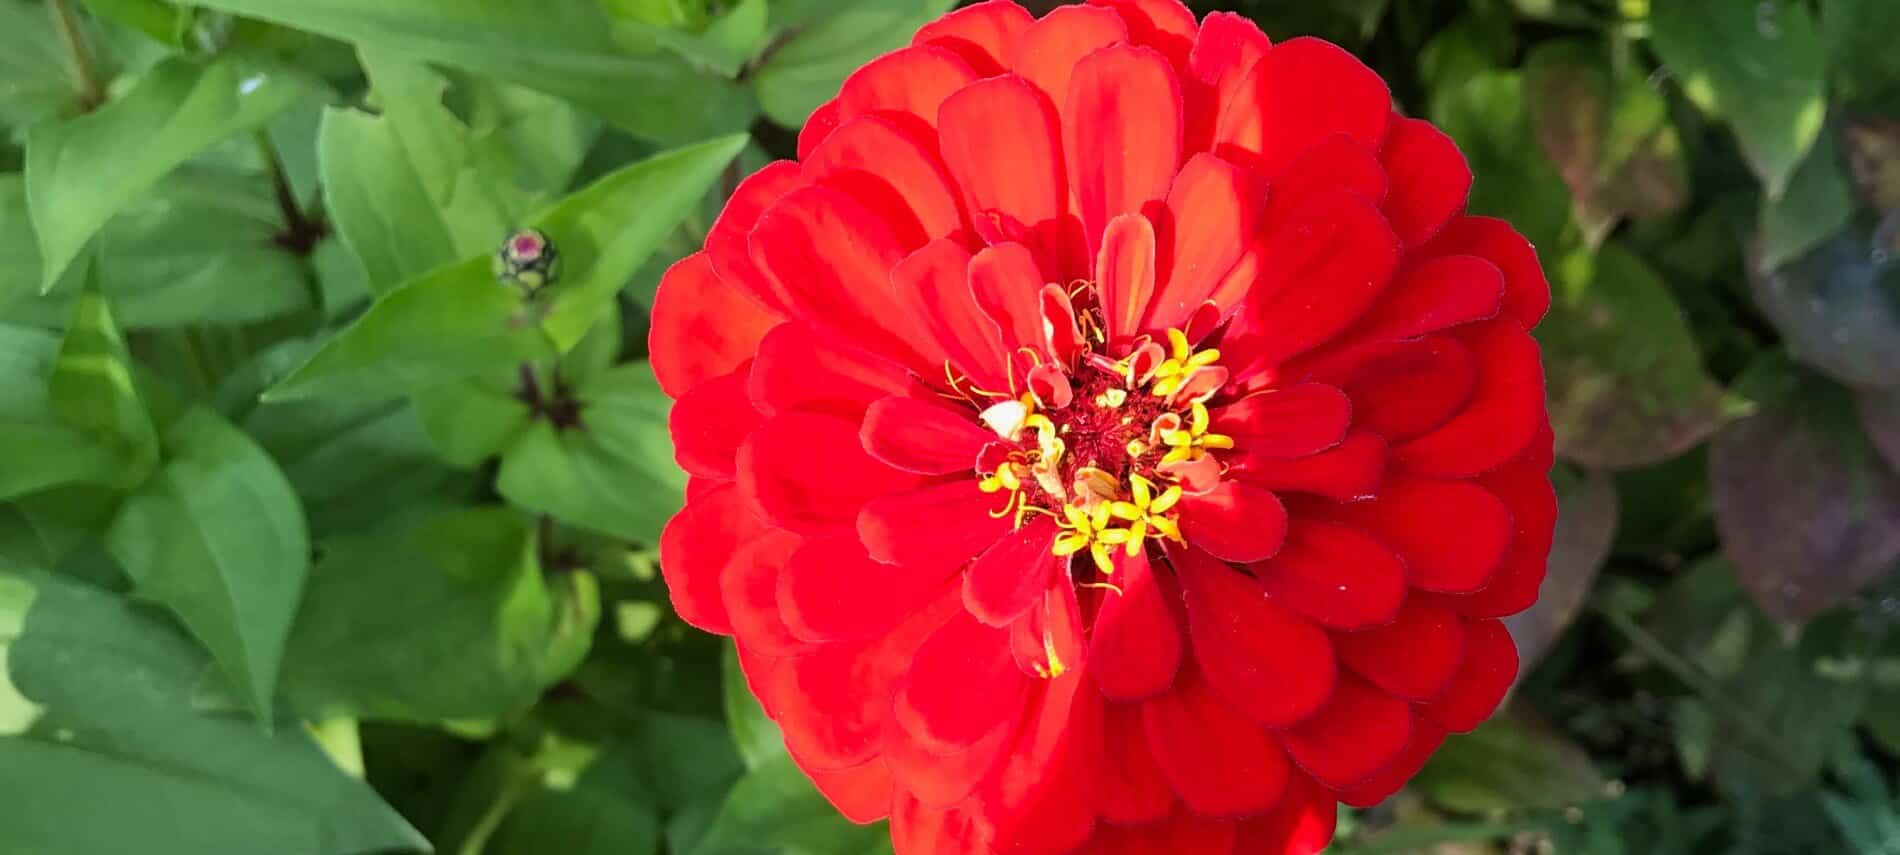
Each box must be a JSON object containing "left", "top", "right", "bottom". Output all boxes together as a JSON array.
[
  {"left": 47, "top": 0, "right": 104, "bottom": 111},
  {"left": 255, "top": 132, "right": 324, "bottom": 256}
]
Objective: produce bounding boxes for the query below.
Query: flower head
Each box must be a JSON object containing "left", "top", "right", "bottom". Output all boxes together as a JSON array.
[{"left": 652, "top": 1, "right": 1553, "bottom": 852}]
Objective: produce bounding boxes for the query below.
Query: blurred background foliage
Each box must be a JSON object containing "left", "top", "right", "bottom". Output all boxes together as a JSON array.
[{"left": 0, "top": 0, "right": 1895, "bottom": 853}]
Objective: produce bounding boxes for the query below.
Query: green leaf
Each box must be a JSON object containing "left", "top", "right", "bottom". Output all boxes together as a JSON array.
[
  {"left": 281, "top": 507, "right": 599, "bottom": 723},
  {"left": 1430, "top": 70, "right": 1576, "bottom": 248},
  {"left": 0, "top": 571, "right": 426, "bottom": 855},
  {"left": 25, "top": 55, "right": 312, "bottom": 292},
  {"left": 723, "top": 642, "right": 782, "bottom": 771},
  {"left": 186, "top": 0, "right": 755, "bottom": 143},
  {"left": 497, "top": 361, "right": 682, "bottom": 544},
  {"left": 688, "top": 754, "right": 892, "bottom": 855},
  {"left": 104, "top": 406, "right": 310, "bottom": 720},
  {"left": 1711, "top": 635, "right": 1864, "bottom": 799},
  {"left": 492, "top": 744, "right": 663, "bottom": 855},
  {"left": 1542, "top": 242, "right": 1735, "bottom": 469},
  {"left": 3, "top": 170, "right": 316, "bottom": 329},
  {"left": 0, "top": 1, "right": 76, "bottom": 128},
  {"left": 1760, "top": 131, "right": 1855, "bottom": 272},
  {"left": 49, "top": 288, "right": 158, "bottom": 488},
  {"left": 1650, "top": 0, "right": 1827, "bottom": 196},
  {"left": 1823, "top": 0, "right": 1900, "bottom": 107},
  {"left": 268, "top": 133, "right": 744, "bottom": 402},
  {"left": 81, "top": 0, "right": 190, "bottom": 45},
  {"left": 0, "top": 573, "right": 41, "bottom": 736},
  {"left": 319, "top": 49, "right": 525, "bottom": 295},
  {"left": 0, "top": 324, "right": 124, "bottom": 499},
  {"left": 1414, "top": 712, "right": 1607, "bottom": 813},
  {"left": 751, "top": 0, "right": 955, "bottom": 128}
]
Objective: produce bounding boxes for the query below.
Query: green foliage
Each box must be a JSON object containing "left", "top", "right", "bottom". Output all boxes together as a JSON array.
[{"left": 0, "top": 0, "right": 1897, "bottom": 853}]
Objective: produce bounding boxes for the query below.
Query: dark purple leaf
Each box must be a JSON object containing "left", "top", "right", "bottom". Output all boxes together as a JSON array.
[
  {"left": 1750, "top": 222, "right": 1900, "bottom": 390},
  {"left": 1712, "top": 357, "right": 1900, "bottom": 622},
  {"left": 1505, "top": 467, "right": 1618, "bottom": 677}
]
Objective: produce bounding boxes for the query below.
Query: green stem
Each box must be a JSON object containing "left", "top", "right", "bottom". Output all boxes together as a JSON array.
[
  {"left": 1598, "top": 606, "right": 1809, "bottom": 775},
  {"left": 47, "top": 0, "right": 104, "bottom": 111}
]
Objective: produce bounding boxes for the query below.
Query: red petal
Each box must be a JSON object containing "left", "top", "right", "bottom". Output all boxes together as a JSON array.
[
  {"left": 981, "top": 678, "right": 1098, "bottom": 855},
  {"left": 1451, "top": 451, "right": 1557, "bottom": 618},
  {"left": 804, "top": 114, "right": 965, "bottom": 249},
  {"left": 738, "top": 412, "right": 924, "bottom": 535},
  {"left": 1087, "top": 0, "right": 1196, "bottom": 70},
  {"left": 658, "top": 482, "right": 755, "bottom": 633},
  {"left": 969, "top": 242, "right": 1054, "bottom": 367},
  {"left": 748, "top": 322, "right": 913, "bottom": 419},
  {"left": 1144, "top": 153, "right": 1266, "bottom": 331},
  {"left": 650, "top": 254, "right": 782, "bottom": 398},
  {"left": 858, "top": 480, "right": 1013, "bottom": 573},
  {"left": 1213, "top": 37, "right": 1390, "bottom": 179},
  {"left": 1095, "top": 213, "right": 1158, "bottom": 342},
  {"left": 1350, "top": 254, "right": 1504, "bottom": 342},
  {"left": 1230, "top": 432, "right": 1387, "bottom": 502},
  {"left": 1185, "top": 11, "right": 1272, "bottom": 155},
  {"left": 1223, "top": 191, "right": 1400, "bottom": 375},
  {"left": 1065, "top": 44, "right": 1183, "bottom": 257},
  {"left": 1424, "top": 618, "right": 1519, "bottom": 733},
  {"left": 1009, "top": 582, "right": 1087, "bottom": 680},
  {"left": 964, "top": 518, "right": 1061, "bottom": 627},
  {"left": 706, "top": 162, "right": 806, "bottom": 314},
  {"left": 862, "top": 395, "right": 992, "bottom": 476},
  {"left": 750, "top": 185, "right": 931, "bottom": 369},
  {"left": 770, "top": 592, "right": 962, "bottom": 770},
  {"left": 895, "top": 610, "right": 1028, "bottom": 754},
  {"left": 720, "top": 528, "right": 810, "bottom": 657},
  {"left": 1254, "top": 520, "right": 1406, "bottom": 631},
  {"left": 1078, "top": 814, "right": 1237, "bottom": 855},
  {"left": 1179, "top": 480, "right": 1289, "bottom": 563},
  {"left": 1087, "top": 548, "right": 1182, "bottom": 701},
  {"left": 938, "top": 75, "right": 1074, "bottom": 273},
  {"left": 1337, "top": 715, "right": 1447, "bottom": 808},
  {"left": 1268, "top": 135, "right": 1389, "bottom": 210},
  {"left": 780, "top": 533, "right": 953, "bottom": 643},
  {"left": 797, "top": 99, "right": 843, "bottom": 161},
  {"left": 1281, "top": 676, "right": 1412, "bottom": 789},
  {"left": 804, "top": 759, "right": 894, "bottom": 824},
  {"left": 1080, "top": 701, "right": 1176, "bottom": 824},
  {"left": 1339, "top": 337, "right": 1479, "bottom": 443},
  {"left": 1175, "top": 545, "right": 1335, "bottom": 727},
  {"left": 1235, "top": 773, "right": 1338, "bottom": 855},
  {"left": 1210, "top": 383, "right": 1351, "bottom": 460},
  {"left": 1331, "top": 475, "right": 1512, "bottom": 593},
  {"left": 1142, "top": 666, "right": 1290, "bottom": 816},
  {"left": 1336, "top": 597, "right": 1466, "bottom": 700},
  {"left": 1010, "top": 4, "right": 1129, "bottom": 109},
  {"left": 836, "top": 45, "right": 980, "bottom": 132},
  {"left": 1391, "top": 321, "right": 1545, "bottom": 478},
  {"left": 913, "top": 0, "right": 1034, "bottom": 76},
  {"left": 669, "top": 368, "right": 760, "bottom": 481},
  {"left": 891, "top": 793, "right": 993, "bottom": 855},
  {"left": 1418, "top": 216, "right": 1550, "bottom": 329},
  {"left": 1381, "top": 116, "right": 1473, "bottom": 249},
  {"left": 891, "top": 239, "right": 1009, "bottom": 388},
  {"left": 887, "top": 715, "right": 1012, "bottom": 807}
]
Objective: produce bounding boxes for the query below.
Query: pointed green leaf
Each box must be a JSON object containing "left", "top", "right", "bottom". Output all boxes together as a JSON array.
[
  {"left": 25, "top": 55, "right": 312, "bottom": 292},
  {"left": 497, "top": 362, "right": 682, "bottom": 544},
  {"left": 0, "top": 325, "right": 123, "bottom": 500},
  {"left": 688, "top": 754, "right": 892, "bottom": 855},
  {"left": 0, "top": 571, "right": 426, "bottom": 855},
  {"left": 1650, "top": 0, "right": 1827, "bottom": 196},
  {"left": 281, "top": 507, "right": 599, "bottom": 723},
  {"left": 752, "top": 0, "right": 955, "bottom": 128},
  {"left": 185, "top": 0, "right": 754, "bottom": 142},
  {"left": 50, "top": 289, "right": 158, "bottom": 488},
  {"left": 268, "top": 133, "right": 743, "bottom": 402},
  {"left": 104, "top": 406, "right": 310, "bottom": 720},
  {"left": 1760, "top": 131, "right": 1855, "bottom": 272}
]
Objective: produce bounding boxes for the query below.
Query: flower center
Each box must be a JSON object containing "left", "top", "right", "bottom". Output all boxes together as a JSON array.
[{"left": 971, "top": 319, "right": 1234, "bottom": 578}]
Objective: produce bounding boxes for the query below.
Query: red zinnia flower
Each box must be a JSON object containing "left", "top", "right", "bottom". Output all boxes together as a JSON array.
[{"left": 651, "top": 1, "right": 1553, "bottom": 852}]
